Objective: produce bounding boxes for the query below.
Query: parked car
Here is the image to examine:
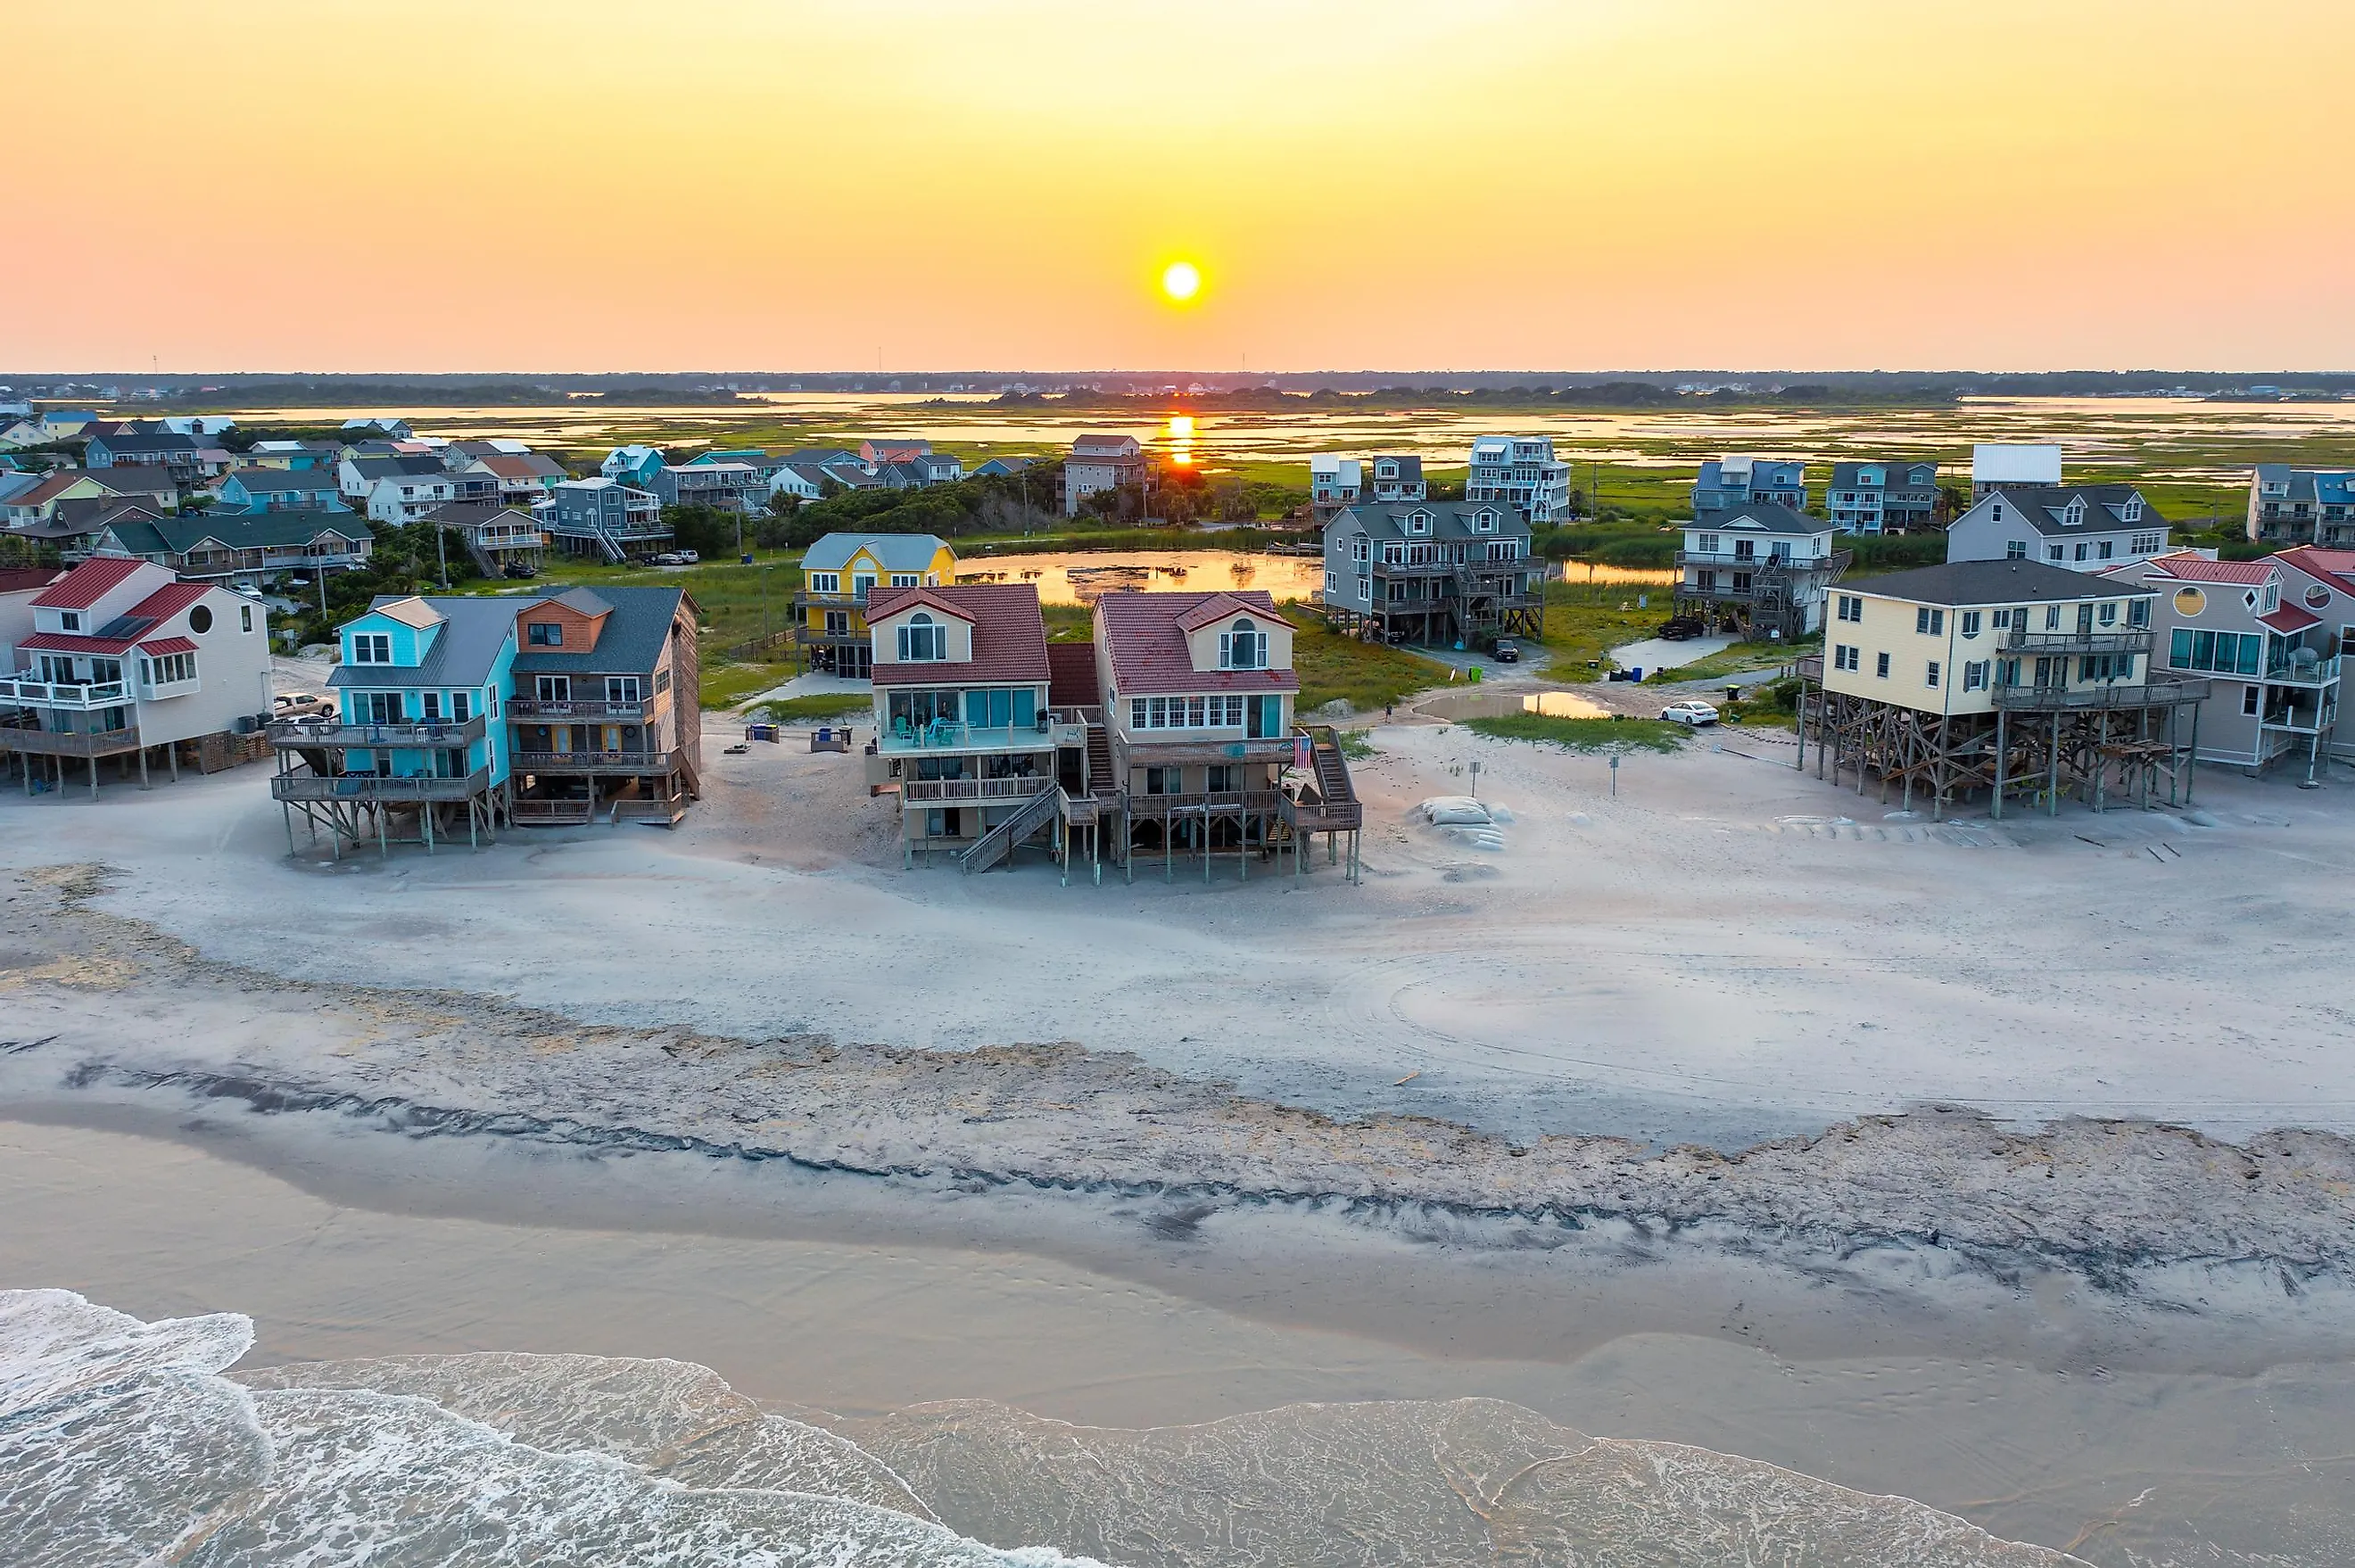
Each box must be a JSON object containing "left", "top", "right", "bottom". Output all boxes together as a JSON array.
[
  {"left": 272, "top": 691, "right": 333, "bottom": 719},
  {"left": 675, "top": 549, "right": 699, "bottom": 564},
  {"left": 1659, "top": 699, "right": 1720, "bottom": 727},
  {"left": 1492, "top": 638, "right": 1521, "bottom": 664},
  {"left": 1657, "top": 616, "right": 1706, "bottom": 642},
  {"left": 648, "top": 552, "right": 684, "bottom": 565},
  {"left": 502, "top": 562, "right": 538, "bottom": 580}
]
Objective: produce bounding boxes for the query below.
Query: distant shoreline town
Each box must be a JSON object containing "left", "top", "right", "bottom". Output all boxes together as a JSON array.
[{"left": 0, "top": 399, "right": 2349, "bottom": 871}]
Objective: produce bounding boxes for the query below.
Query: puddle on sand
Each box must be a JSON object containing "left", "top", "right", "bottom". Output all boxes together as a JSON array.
[{"left": 1419, "top": 689, "right": 1613, "bottom": 722}]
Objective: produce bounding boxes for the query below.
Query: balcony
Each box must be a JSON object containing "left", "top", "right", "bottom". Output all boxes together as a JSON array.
[
  {"left": 795, "top": 590, "right": 872, "bottom": 609},
  {"left": 900, "top": 775, "right": 1054, "bottom": 803},
  {"left": 2264, "top": 654, "right": 2343, "bottom": 688},
  {"left": 272, "top": 766, "right": 491, "bottom": 803},
  {"left": 1990, "top": 678, "right": 2210, "bottom": 712},
  {"left": 1677, "top": 550, "right": 1839, "bottom": 573},
  {"left": 0, "top": 724, "right": 142, "bottom": 757},
  {"left": 0, "top": 674, "right": 131, "bottom": 709},
  {"left": 267, "top": 714, "right": 487, "bottom": 749},
  {"left": 511, "top": 749, "right": 676, "bottom": 775},
  {"left": 877, "top": 717, "right": 1086, "bottom": 755},
  {"left": 1116, "top": 735, "right": 1296, "bottom": 766},
  {"left": 1128, "top": 788, "right": 1285, "bottom": 817},
  {"left": 505, "top": 697, "right": 657, "bottom": 721},
  {"left": 2004, "top": 628, "right": 2154, "bottom": 656}
]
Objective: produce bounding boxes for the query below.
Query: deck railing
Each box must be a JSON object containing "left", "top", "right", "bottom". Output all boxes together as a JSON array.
[
  {"left": 1989, "top": 679, "right": 2210, "bottom": 712},
  {"left": 0, "top": 675, "right": 131, "bottom": 709},
  {"left": 0, "top": 725, "right": 142, "bottom": 756},
  {"left": 267, "top": 714, "right": 487, "bottom": 748},
  {"left": 901, "top": 775, "right": 1054, "bottom": 802},
  {"left": 505, "top": 697, "right": 657, "bottom": 721},
  {"left": 271, "top": 766, "right": 490, "bottom": 802},
  {"left": 511, "top": 749, "right": 675, "bottom": 774},
  {"left": 2004, "top": 629, "right": 2155, "bottom": 656}
]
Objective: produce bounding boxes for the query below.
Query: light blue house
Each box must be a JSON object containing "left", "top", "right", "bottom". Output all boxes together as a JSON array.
[
  {"left": 270, "top": 596, "right": 520, "bottom": 852},
  {"left": 1692, "top": 458, "right": 1809, "bottom": 516},
  {"left": 600, "top": 445, "right": 665, "bottom": 487},
  {"left": 214, "top": 467, "right": 349, "bottom": 514}
]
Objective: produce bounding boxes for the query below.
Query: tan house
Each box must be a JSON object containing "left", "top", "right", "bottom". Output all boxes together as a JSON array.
[{"left": 1806, "top": 559, "right": 2206, "bottom": 816}]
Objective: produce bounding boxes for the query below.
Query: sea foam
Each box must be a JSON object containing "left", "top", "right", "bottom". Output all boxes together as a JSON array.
[{"left": 0, "top": 1289, "right": 2086, "bottom": 1567}]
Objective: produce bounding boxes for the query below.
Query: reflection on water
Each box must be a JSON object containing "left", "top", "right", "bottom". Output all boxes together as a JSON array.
[
  {"left": 1418, "top": 689, "right": 1612, "bottom": 722},
  {"left": 956, "top": 549, "right": 1323, "bottom": 606}
]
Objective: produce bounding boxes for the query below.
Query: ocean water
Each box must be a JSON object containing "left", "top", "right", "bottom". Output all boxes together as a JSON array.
[{"left": 0, "top": 1289, "right": 2080, "bottom": 1568}]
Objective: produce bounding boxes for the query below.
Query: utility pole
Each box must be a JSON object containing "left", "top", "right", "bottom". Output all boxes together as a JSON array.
[{"left": 435, "top": 521, "right": 448, "bottom": 590}]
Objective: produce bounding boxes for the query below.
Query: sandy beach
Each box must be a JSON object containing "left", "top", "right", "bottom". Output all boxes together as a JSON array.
[{"left": 4, "top": 701, "right": 2353, "bottom": 1564}]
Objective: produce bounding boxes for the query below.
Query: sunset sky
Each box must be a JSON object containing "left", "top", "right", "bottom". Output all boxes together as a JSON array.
[{"left": 16, "top": 0, "right": 2353, "bottom": 374}]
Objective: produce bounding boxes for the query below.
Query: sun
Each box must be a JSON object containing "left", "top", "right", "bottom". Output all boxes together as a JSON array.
[{"left": 1161, "top": 260, "right": 1202, "bottom": 303}]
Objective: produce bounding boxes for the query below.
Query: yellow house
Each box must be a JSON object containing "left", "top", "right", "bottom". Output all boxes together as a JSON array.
[
  {"left": 792, "top": 532, "right": 954, "bottom": 677},
  {"left": 1808, "top": 559, "right": 2206, "bottom": 817}
]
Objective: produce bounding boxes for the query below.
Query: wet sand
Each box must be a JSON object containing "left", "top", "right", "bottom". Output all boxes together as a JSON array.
[{"left": 4, "top": 1118, "right": 2351, "bottom": 1564}]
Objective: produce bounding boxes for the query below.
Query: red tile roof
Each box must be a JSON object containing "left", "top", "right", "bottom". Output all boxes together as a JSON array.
[
  {"left": 126, "top": 582, "right": 213, "bottom": 623},
  {"left": 1173, "top": 591, "right": 1294, "bottom": 634},
  {"left": 31, "top": 556, "right": 148, "bottom": 609},
  {"left": 2146, "top": 556, "right": 2276, "bottom": 584},
  {"left": 1045, "top": 642, "right": 1101, "bottom": 706},
  {"left": 1096, "top": 590, "right": 1301, "bottom": 697},
  {"left": 2271, "top": 546, "right": 2355, "bottom": 595},
  {"left": 866, "top": 584, "right": 977, "bottom": 624},
  {"left": 868, "top": 582, "right": 1050, "bottom": 689},
  {"left": 2259, "top": 605, "right": 2321, "bottom": 633}
]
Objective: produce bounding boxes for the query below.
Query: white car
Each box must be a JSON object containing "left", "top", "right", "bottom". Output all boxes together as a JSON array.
[{"left": 1658, "top": 699, "right": 1720, "bottom": 727}]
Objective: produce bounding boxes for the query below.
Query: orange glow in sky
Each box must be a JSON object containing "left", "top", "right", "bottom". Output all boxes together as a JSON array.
[{"left": 12, "top": 1, "right": 2355, "bottom": 373}]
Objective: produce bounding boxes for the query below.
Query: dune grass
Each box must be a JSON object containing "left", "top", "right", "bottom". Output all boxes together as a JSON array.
[
  {"left": 1282, "top": 609, "right": 1443, "bottom": 714},
  {"left": 750, "top": 693, "right": 871, "bottom": 722}
]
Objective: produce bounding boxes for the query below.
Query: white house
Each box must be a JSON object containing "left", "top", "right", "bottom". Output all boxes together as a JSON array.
[
  {"left": 1946, "top": 486, "right": 2170, "bottom": 573},
  {"left": 0, "top": 556, "right": 276, "bottom": 793},
  {"left": 1063, "top": 433, "right": 1148, "bottom": 516},
  {"left": 1971, "top": 443, "right": 2062, "bottom": 497},
  {"left": 367, "top": 472, "right": 460, "bottom": 524},
  {"left": 1467, "top": 435, "right": 1574, "bottom": 524}
]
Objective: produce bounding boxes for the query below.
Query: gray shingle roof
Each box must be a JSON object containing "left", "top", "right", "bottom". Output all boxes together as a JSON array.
[
  {"left": 800, "top": 532, "right": 953, "bottom": 573},
  {"left": 1828, "top": 460, "right": 1938, "bottom": 491},
  {"left": 1690, "top": 501, "right": 1830, "bottom": 536},
  {"left": 510, "top": 585, "right": 684, "bottom": 677},
  {"left": 330, "top": 597, "right": 516, "bottom": 689},
  {"left": 1330, "top": 501, "right": 1531, "bottom": 541},
  {"left": 109, "top": 511, "right": 368, "bottom": 555},
  {"left": 1852, "top": 559, "right": 2155, "bottom": 607},
  {"left": 1981, "top": 485, "right": 2161, "bottom": 537}
]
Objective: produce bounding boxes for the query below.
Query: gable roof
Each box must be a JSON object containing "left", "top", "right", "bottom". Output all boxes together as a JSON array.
[
  {"left": 1828, "top": 459, "right": 1938, "bottom": 489},
  {"left": 101, "top": 511, "right": 368, "bottom": 557},
  {"left": 800, "top": 532, "right": 953, "bottom": 574},
  {"left": 2269, "top": 545, "right": 2355, "bottom": 598},
  {"left": 866, "top": 582, "right": 1049, "bottom": 689},
  {"left": 1690, "top": 500, "right": 1831, "bottom": 535},
  {"left": 509, "top": 585, "right": 683, "bottom": 677},
  {"left": 1855, "top": 559, "right": 2154, "bottom": 607},
  {"left": 472, "top": 452, "right": 565, "bottom": 480},
  {"left": 31, "top": 556, "right": 152, "bottom": 610},
  {"left": 225, "top": 466, "right": 336, "bottom": 493},
  {"left": 1174, "top": 591, "right": 1294, "bottom": 633},
  {"left": 331, "top": 596, "right": 515, "bottom": 689},
  {"left": 1095, "top": 590, "right": 1300, "bottom": 697},
  {"left": 1975, "top": 485, "right": 2161, "bottom": 537},
  {"left": 2138, "top": 554, "right": 2275, "bottom": 584},
  {"left": 344, "top": 454, "right": 446, "bottom": 480},
  {"left": 1334, "top": 500, "right": 1532, "bottom": 541}
]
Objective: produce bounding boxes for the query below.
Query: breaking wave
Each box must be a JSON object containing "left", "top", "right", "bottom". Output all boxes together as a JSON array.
[{"left": 0, "top": 1289, "right": 2081, "bottom": 1567}]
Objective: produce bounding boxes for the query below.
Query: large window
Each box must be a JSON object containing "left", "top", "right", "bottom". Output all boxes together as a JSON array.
[
  {"left": 1914, "top": 607, "right": 1945, "bottom": 635},
  {"left": 526, "top": 622, "right": 563, "bottom": 647},
  {"left": 962, "top": 688, "right": 1037, "bottom": 730},
  {"left": 808, "top": 572, "right": 840, "bottom": 594},
  {"left": 888, "top": 689, "right": 962, "bottom": 730},
  {"left": 1836, "top": 594, "right": 1862, "bottom": 623},
  {"left": 535, "top": 675, "right": 571, "bottom": 702},
  {"left": 2081, "top": 654, "right": 2136, "bottom": 681},
  {"left": 1129, "top": 694, "right": 1247, "bottom": 730},
  {"left": 351, "top": 632, "right": 392, "bottom": 664},
  {"left": 1220, "top": 619, "right": 1267, "bottom": 670},
  {"left": 142, "top": 651, "right": 194, "bottom": 686},
  {"left": 1833, "top": 644, "right": 1859, "bottom": 672},
  {"left": 2169, "top": 629, "right": 2260, "bottom": 675},
  {"left": 606, "top": 676, "right": 642, "bottom": 704},
  {"left": 897, "top": 613, "right": 946, "bottom": 661}
]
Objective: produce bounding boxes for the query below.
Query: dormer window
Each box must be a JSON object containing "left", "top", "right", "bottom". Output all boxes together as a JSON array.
[
  {"left": 1473, "top": 509, "right": 1496, "bottom": 532},
  {"left": 897, "top": 611, "right": 946, "bottom": 661},
  {"left": 1406, "top": 511, "right": 1430, "bottom": 535},
  {"left": 2064, "top": 498, "right": 2086, "bottom": 526},
  {"left": 59, "top": 612, "right": 81, "bottom": 632},
  {"left": 2122, "top": 495, "right": 2144, "bottom": 523},
  {"left": 1220, "top": 618, "right": 1267, "bottom": 670},
  {"left": 351, "top": 632, "right": 392, "bottom": 664},
  {"left": 526, "top": 622, "right": 563, "bottom": 647}
]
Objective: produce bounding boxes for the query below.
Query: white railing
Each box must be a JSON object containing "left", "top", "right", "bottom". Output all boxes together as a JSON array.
[{"left": 0, "top": 675, "right": 130, "bottom": 709}]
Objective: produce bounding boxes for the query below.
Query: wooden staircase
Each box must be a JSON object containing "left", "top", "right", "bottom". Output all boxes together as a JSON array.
[{"left": 961, "top": 785, "right": 1062, "bottom": 873}]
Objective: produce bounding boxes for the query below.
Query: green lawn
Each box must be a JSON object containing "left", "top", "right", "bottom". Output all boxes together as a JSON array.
[
  {"left": 1463, "top": 714, "right": 1688, "bottom": 752},
  {"left": 1533, "top": 581, "right": 1674, "bottom": 676},
  {"left": 1283, "top": 609, "right": 1444, "bottom": 713}
]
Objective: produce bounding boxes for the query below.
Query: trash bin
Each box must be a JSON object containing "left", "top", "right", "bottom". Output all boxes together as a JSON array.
[
  {"left": 1467, "top": 665, "right": 1484, "bottom": 684},
  {"left": 1725, "top": 685, "right": 1743, "bottom": 703},
  {"left": 740, "top": 553, "right": 755, "bottom": 565}
]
